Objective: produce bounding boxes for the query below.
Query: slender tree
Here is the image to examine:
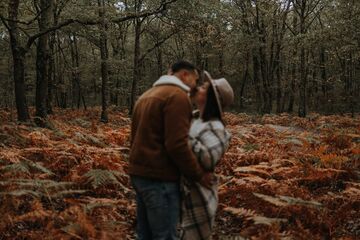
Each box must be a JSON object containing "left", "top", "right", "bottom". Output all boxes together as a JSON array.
[{"left": 35, "top": 0, "right": 53, "bottom": 126}]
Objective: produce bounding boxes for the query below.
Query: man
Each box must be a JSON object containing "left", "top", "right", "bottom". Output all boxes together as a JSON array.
[{"left": 129, "top": 61, "right": 213, "bottom": 240}]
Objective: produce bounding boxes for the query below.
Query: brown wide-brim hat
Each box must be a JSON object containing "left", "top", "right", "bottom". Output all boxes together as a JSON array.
[{"left": 203, "top": 71, "right": 234, "bottom": 116}]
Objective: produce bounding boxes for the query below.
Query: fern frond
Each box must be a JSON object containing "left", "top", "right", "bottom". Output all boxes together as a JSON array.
[
  {"left": 252, "top": 215, "right": 287, "bottom": 226},
  {"left": 45, "top": 181, "right": 75, "bottom": 190},
  {"left": 14, "top": 209, "right": 52, "bottom": 222},
  {"left": 84, "top": 169, "right": 121, "bottom": 189},
  {"left": 85, "top": 202, "right": 116, "bottom": 213},
  {"left": 223, "top": 206, "right": 287, "bottom": 226},
  {"left": 25, "top": 159, "right": 54, "bottom": 175},
  {"left": 0, "top": 179, "right": 84, "bottom": 199},
  {"left": 1, "top": 162, "right": 30, "bottom": 174},
  {"left": 253, "top": 192, "right": 323, "bottom": 208},
  {"left": 50, "top": 189, "right": 88, "bottom": 198},
  {"left": 111, "top": 171, "right": 131, "bottom": 193},
  {"left": 61, "top": 223, "right": 83, "bottom": 240},
  {"left": 0, "top": 179, "right": 72, "bottom": 189},
  {"left": 0, "top": 160, "right": 53, "bottom": 175},
  {"left": 0, "top": 189, "right": 41, "bottom": 197}
]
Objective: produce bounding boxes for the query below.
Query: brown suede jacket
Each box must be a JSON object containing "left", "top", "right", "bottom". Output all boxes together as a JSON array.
[{"left": 128, "top": 75, "right": 204, "bottom": 182}]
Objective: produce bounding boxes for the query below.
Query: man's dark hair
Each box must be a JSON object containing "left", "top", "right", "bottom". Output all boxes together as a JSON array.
[
  {"left": 202, "top": 85, "right": 222, "bottom": 122},
  {"left": 171, "top": 60, "right": 197, "bottom": 74}
]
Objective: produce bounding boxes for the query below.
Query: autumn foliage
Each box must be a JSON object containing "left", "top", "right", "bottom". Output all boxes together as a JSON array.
[{"left": 0, "top": 109, "right": 359, "bottom": 239}]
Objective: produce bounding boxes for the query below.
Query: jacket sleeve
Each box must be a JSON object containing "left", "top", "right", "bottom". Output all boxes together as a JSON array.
[
  {"left": 189, "top": 123, "right": 231, "bottom": 171},
  {"left": 164, "top": 91, "right": 205, "bottom": 181}
]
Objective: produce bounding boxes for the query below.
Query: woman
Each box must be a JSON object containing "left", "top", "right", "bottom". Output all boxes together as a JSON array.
[{"left": 181, "top": 71, "right": 234, "bottom": 240}]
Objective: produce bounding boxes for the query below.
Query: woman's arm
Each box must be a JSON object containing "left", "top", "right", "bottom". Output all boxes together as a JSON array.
[{"left": 190, "top": 122, "right": 231, "bottom": 172}]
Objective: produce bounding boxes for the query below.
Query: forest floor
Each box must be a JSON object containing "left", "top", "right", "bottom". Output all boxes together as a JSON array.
[{"left": 0, "top": 108, "right": 359, "bottom": 239}]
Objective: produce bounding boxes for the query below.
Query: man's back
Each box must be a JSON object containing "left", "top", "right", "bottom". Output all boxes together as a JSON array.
[{"left": 129, "top": 82, "right": 203, "bottom": 182}]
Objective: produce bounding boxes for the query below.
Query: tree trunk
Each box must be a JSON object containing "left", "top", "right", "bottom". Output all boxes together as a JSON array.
[
  {"left": 287, "top": 15, "right": 298, "bottom": 114},
  {"left": 274, "top": 24, "right": 284, "bottom": 114},
  {"left": 255, "top": 3, "right": 271, "bottom": 114},
  {"left": 91, "top": 46, "right": 98, "bottom": 104},
  {"left": 239, "top": 53, "right": 250, "bottom": 110},
  {"left": 98, "top": 0, "right": 109, "bottom": 122},
  {"left": 8, "top": 0, "right": 30, "bottom": 122},
  {"left": 69, "top": 35, "right": 77, "bottom": 108},
  {"left": 252, "top": 53, "right": 263, "bottom": 112},
  {"left": 130, "top": 0, "right": 143, "bottom": 115},
  {"left": 297, "top": 0, "right": 310, "bottom": 117},
  {"left": 35, "top": 0, "right": 53, "bottom": 126},
  {"left": 320, "top": 47, "right": 327, "bottom": 97},
  {"left": 47, "top": 33, "right": 55, "bottom": 114},
  {"left": 70, "top": 34, "right": 85, "bottom": 109},
  {"left": 57, "top": 36, "right": 67, "bottom": 108},
  {"left": 156, "top": 46, "right": 163, "bottom": 77},
  {"left": 218, "top": 50, "right": 225, "bottom": 75},
  {"left": 276, "top": 1, "right": 290, "bottom": 113},
  {"left": 259, "top": 46, "right": 272, "bottom": 114},
  {"left": 347, "top": 52, "right": 355, "bottom": 116},
  {"left": 298, "top": 47, "right": 307, "bottom": 117},
  {"left": 287, "top": 52, "right": 297, "bottom": 113},
  {"left": 275, "top": 57, "right": 282, "bottom": 113},
  {"left": 47, "top": 4, "right": 58, "bottom": 114}
]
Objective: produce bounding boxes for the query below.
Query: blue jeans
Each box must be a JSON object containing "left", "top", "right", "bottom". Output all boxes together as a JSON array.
[{"left": 131, "top": 176, "right": 180, "bottom": 240}]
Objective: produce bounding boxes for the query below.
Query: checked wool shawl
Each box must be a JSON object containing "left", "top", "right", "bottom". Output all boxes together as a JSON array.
[{"left": 181, "top": 119, "right": 231, "bottom": 240}]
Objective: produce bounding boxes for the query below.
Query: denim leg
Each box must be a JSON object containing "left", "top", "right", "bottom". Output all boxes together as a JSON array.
[
  {"left": 131, "top": 176, "right": 180, "bottom": 240},
  {"left": 146, "top": 181, "right": 180, "bottom": 240},
  {"left": 135, "top": 192, "right": 152, "bottom": 240}
]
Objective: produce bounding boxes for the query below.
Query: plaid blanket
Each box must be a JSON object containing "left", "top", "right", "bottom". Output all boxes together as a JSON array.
[{"left": 181, "top": 119, "right": 231, "bottom": 240}]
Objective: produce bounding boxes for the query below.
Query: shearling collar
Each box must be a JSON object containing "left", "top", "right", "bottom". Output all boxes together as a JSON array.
[{"left": 153, "top": 75, "right": 190, "bottom": 92}]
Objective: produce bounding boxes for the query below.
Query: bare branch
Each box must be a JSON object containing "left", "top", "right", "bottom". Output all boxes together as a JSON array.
[
  {"left": 18, "top": 25, "right": 31, "bottom": 38},
  {"left": 305, "top": 4, "right": 326, "bottom": 30},
  {"left": 284, "top": 20, "right": 297, "bottom": 36},
  {"left": 4, "top": 0, "right": 179, "bottom": 53},
  {"left": 139, "top": 28, "right": 180, "bottom": 63},
  {"left": 291, "top": 0, "right": 302, "bottom": 16},
  {"left": 0, "top": 1, "right": 49, "bottom": 26},
  {"left": 56, "top": 0, "right": 71, "bottom": 17},
  {"left": 112, "top": 0, "right": 178, "bottom": 23},
  {"left": 25, "top": 18, "right": 95, "bottom": 50},
  {"left": 61, "top": 27, "right": 101, "bottom": 48},
  {"left": 0, "top": 15, "right": 37, "bottom": 25},
  {"left": 0, "top": 14, "right": 11, "bottom": 32},
  {"left": 305, "top": 0, "right": 321, "bottom": 19}
]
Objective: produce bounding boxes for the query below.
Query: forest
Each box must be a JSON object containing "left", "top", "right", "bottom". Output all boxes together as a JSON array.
[{"left": 0, "top": 0, "right": 359, "bottom": 239}]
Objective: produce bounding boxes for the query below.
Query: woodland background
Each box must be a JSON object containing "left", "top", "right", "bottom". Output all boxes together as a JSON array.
[
  {"left": 0, "top": 0, "right": 359, "bottom": 239},
  {"left": 0, "top": 0, "right": 359, "bottom": 123}
]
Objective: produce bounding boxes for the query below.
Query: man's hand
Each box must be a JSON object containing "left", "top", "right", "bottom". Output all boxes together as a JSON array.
[{"left": 198, "top": 172, "right": 216, "bottom": 189}]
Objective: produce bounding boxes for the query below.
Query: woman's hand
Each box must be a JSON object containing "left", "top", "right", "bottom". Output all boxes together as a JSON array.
[{"left": 198, "top": 172, "right": 216, "bottom": 189}]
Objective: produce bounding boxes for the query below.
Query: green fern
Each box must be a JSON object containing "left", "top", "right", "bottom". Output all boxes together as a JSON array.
[
  {"left": 0, "top": 160, "right": 53, "bottom": 175},
  {"left": 1, "top": 162, "right": 30, "bottom": 174},
  {"left": 61, "top": 223, "right": 83, "bottom": 238},
  {"left": 242, "top": 143, "right": 259, "bottom": 152},
  {"left": 84, "top": 169, "right": 120, "bottom": 188},
  {"left": 83, "top": 169, "right": 129, "bottom": 192},
  {"left": 0, "top": 179, "right": 73, "bottom": 189},
  {"left": 25, "top": 159, "right": 53, "bottom": 175},
  {"left": 51, "top": 189, "right": 88, "bottom": 198},
  {"left": 0, "top": 179, "right": 86, "bottom": 199},
  {"left": 0, "top": 189, "right": 41, "bottom": 198},
  {"left": 85, "top": 202, "right": 116, "bottom": 213},
  {"left": 45, "top": 181, "right": 75, "bottom": 190}
]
